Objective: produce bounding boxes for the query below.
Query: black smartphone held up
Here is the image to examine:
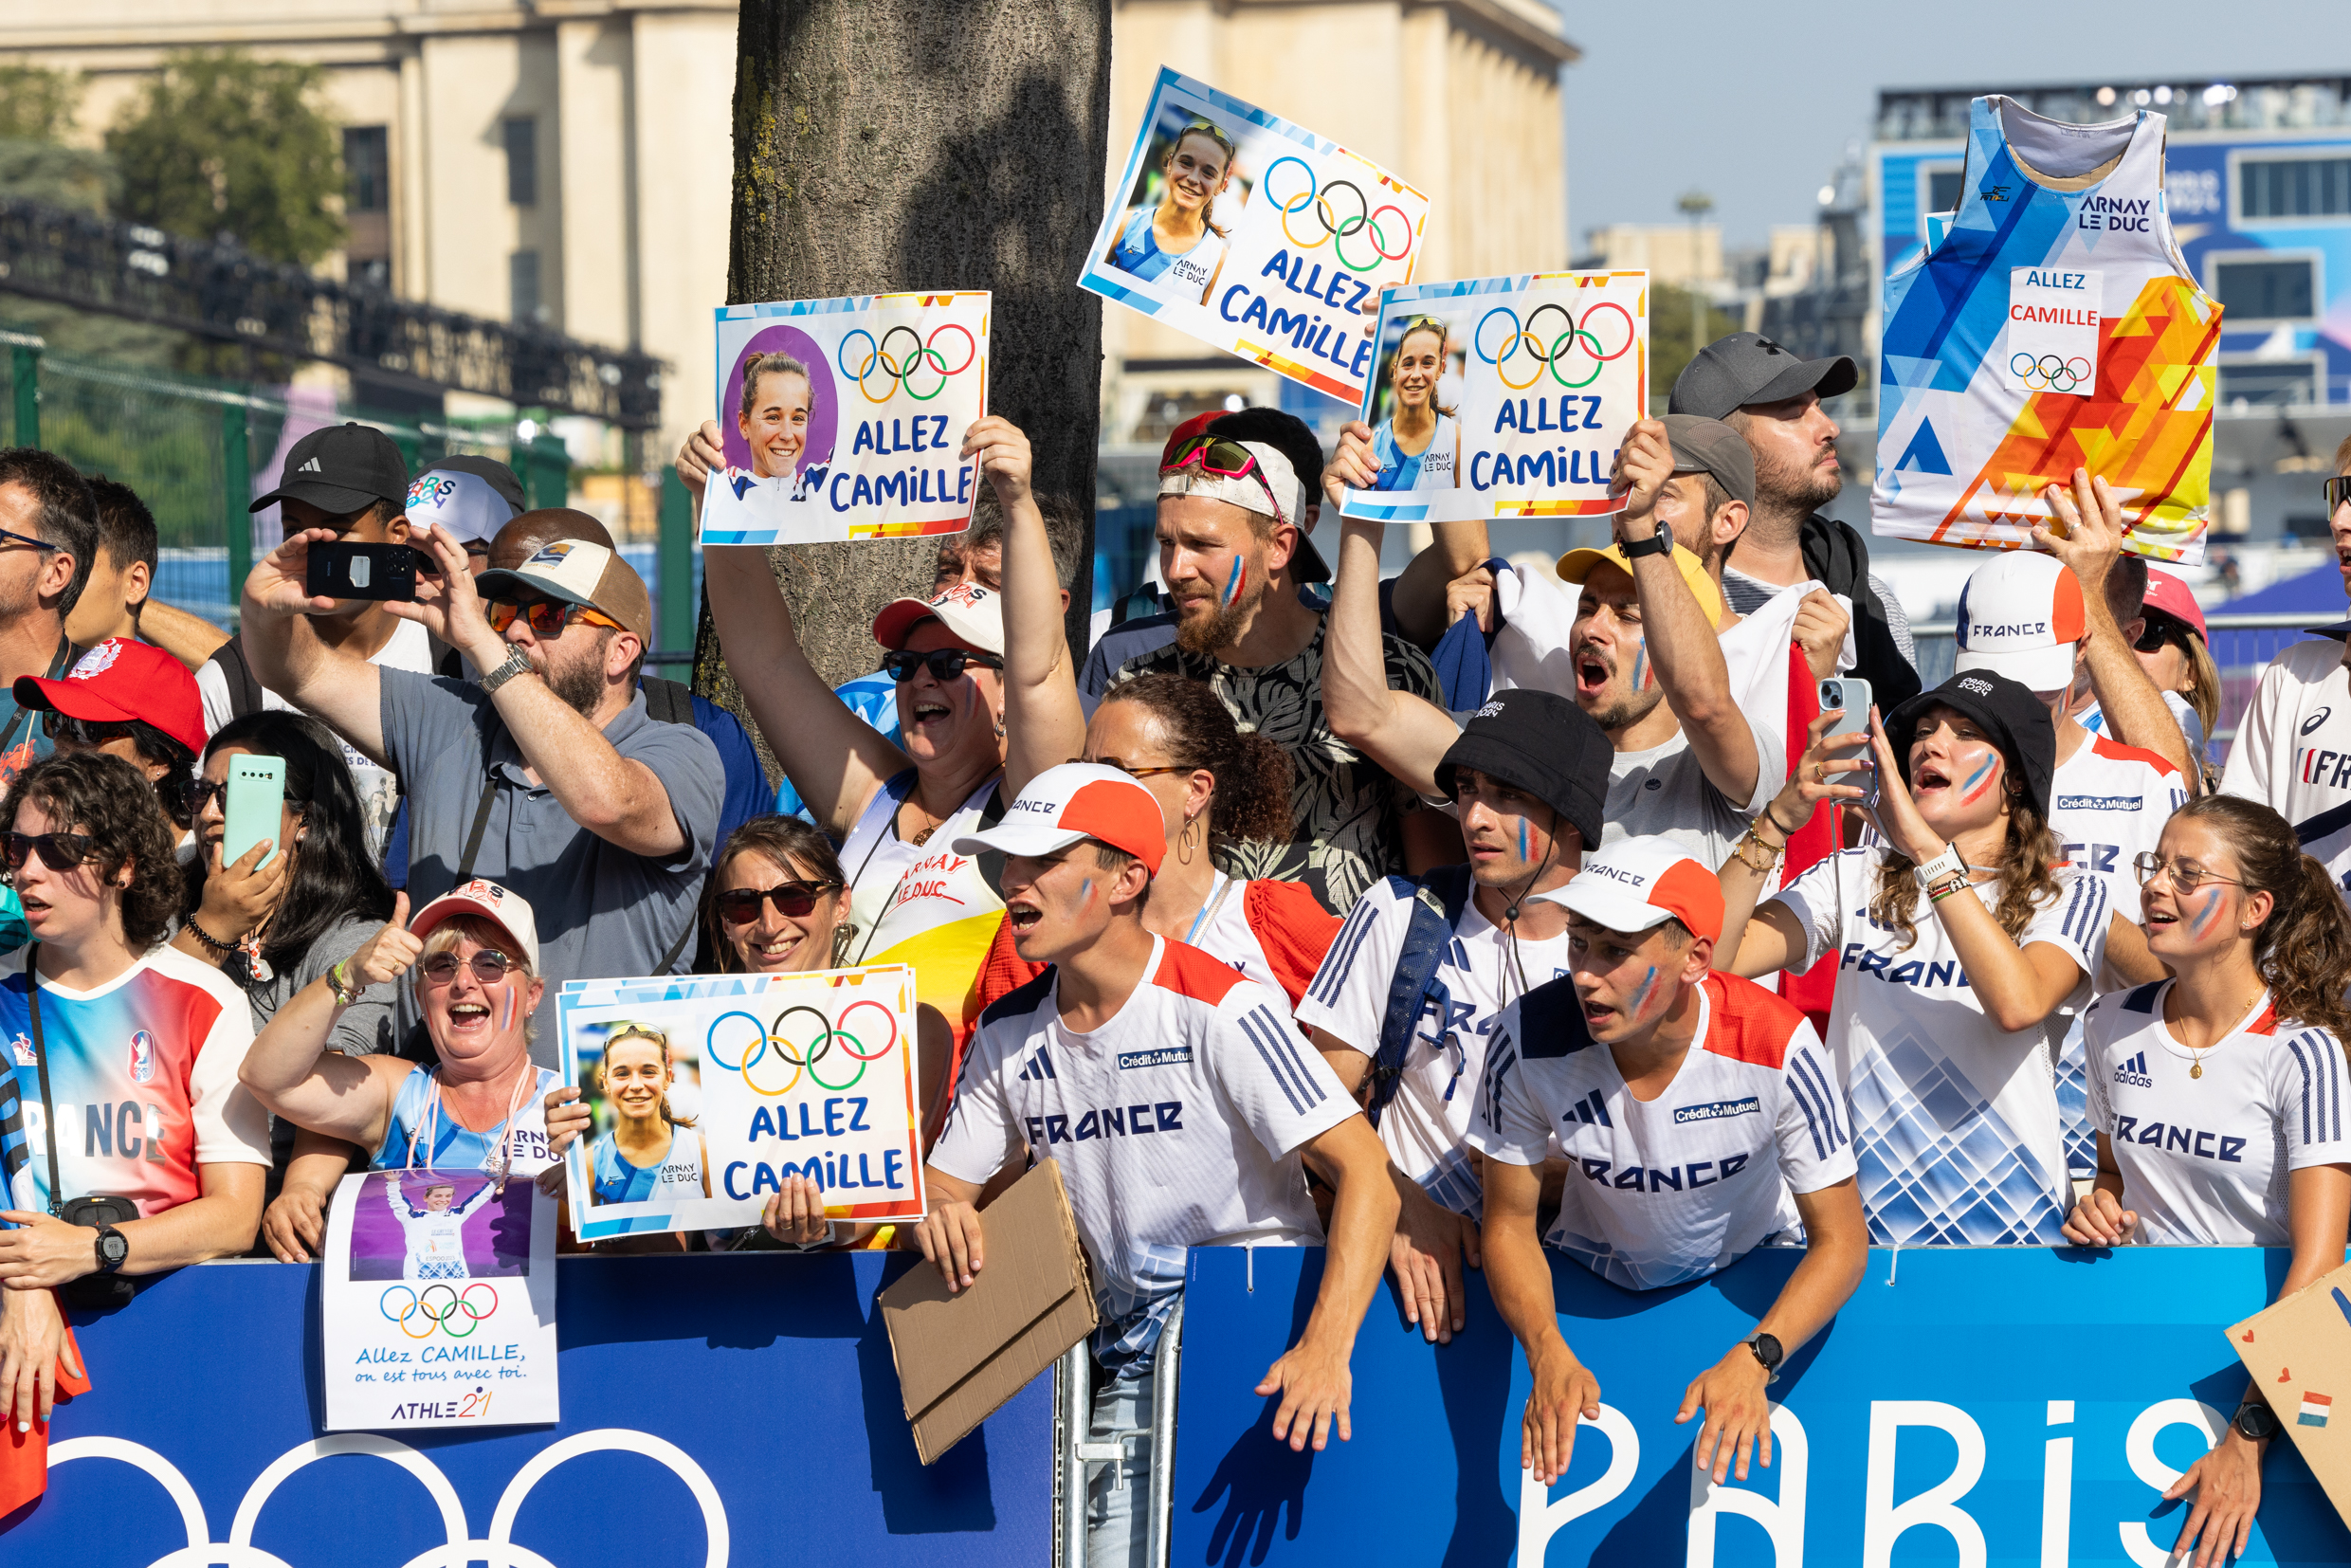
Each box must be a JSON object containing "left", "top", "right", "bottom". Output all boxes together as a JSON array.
[{"left": 306, "top": 540, "right": 418, "bottom": 602}]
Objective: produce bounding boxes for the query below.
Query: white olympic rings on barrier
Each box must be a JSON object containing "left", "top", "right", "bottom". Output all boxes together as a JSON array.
[{"left": 46, "top": 1427, "right": 730, "bottom": 1568}]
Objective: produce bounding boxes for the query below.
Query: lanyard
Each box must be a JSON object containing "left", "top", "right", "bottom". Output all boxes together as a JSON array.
[
  {"left": 25, "top": 945, "right": 63, "bottom": 1216},
  {"left": 1184, "top": 871, "right": 1236, "bottom": 946},
  {"left": 407, "top": 1057, "right": 537, "bottom": 1194}
]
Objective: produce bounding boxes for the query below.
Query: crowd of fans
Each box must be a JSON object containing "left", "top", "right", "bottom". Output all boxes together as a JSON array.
[{"left": 0, "top": 331, "right": 2344, "bottom": 1568}]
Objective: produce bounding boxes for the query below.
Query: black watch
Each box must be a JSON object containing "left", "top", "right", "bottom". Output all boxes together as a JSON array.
[
  {"left": 93, "top": 1224, "right": 129, "bottom": 1275},
  {"left": 1621, "top": 520, "right": 1674, "bottom": 559},
  {"left": 1745, "top": 1332, "right": 1783, "bottom": 1384},
  {"left": 2233, "top": 1395, "right": 2281, "bottom": 1442}
]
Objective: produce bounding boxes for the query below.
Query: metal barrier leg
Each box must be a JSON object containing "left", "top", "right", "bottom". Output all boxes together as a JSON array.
[
  {"left": 1056, "top": 1339, "right": 1092, "bottom": 1568},
  {"left": 1146, "top": 1295, "right": 1184, "bottom": 1568}
]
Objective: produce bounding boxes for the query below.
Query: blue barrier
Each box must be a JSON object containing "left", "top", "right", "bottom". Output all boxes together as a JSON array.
[
  {"left": 3, "top": 1252, "right": 1047, "bottom": 1567},
  {"left": 1171, "top": 1245, "right": 2351, "bottom": 1566}
]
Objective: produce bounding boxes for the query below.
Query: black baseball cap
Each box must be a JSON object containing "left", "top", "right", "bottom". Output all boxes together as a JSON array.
[
  {"left": 1668, "top": 333, "right": 1858, "bottom": 420},
  {"left": 1885, "top": 670, "right": 2055, "bottom": 822},
  {"left": 1659, "top": 413, "right": 1756, "bottom": 508},
  {"left": 249, "top": 422, "right": 410, "bottom": 516},
  {"left": 1434, "top": 688, "right": 1611, "bottom": 852}
]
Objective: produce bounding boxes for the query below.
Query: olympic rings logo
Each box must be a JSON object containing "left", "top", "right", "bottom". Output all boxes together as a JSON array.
[
  {"left": 2010, "top": 352, "right": 2093, "bottom": 392},
  {"left": 1257, "top": 155, "right": 1412, "bottom": 275},
  {"left": 834, "top": 323, "right": 977, "bottom": 405},
  {"left": 1472, "top": 301, "right": 1635, "bottom": 391},
  {"left": 704, "top": 998, "right": 900, "bottom": 1098},
  {"left": 381, "top": 1283, "right": 499, "bottom": 1340}
]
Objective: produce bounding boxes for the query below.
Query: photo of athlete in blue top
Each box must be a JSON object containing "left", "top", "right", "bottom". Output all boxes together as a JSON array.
[
  {"left": 1103, "top": 121, "right": 1236, "bottom": 307},
  {"left": 586, "top": 1024, "right": 711, "bottom": 1208},
  {"left": 1368, "top": 318, "right": 1460, "bottom": 491}
]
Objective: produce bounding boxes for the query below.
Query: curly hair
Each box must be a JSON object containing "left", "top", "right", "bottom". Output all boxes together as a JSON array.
[
  {"left": 1, "top": 751, "right": 180, "bottom": 951},
  {"left": 701, "top": 816, "right": 851, "bottom": 974},
  {"left": 1868, "top": 797, "right": 2067, "bottom": 953},
  {"left": 1097, "top": 673, "right": 1292, "bottom": 848},
  {"left": 2167, "top": 794, "right": 2351, "bottom": 1041}
]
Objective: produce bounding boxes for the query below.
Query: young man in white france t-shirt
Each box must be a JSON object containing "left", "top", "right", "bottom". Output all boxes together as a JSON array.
[
  {"left": 1296, "top": 686, "right": 1611, "bottom": 1345},
  {"left": 1470, "top": 836, "right": 1866, "bottom": 1491},
  {"left": 919, "top": 764, "right": 1397, "bottom": 1568}
]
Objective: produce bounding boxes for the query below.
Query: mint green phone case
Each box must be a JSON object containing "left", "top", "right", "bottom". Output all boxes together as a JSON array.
[{"left": 224, "top": 755, "right": 287, "bottom": 870}]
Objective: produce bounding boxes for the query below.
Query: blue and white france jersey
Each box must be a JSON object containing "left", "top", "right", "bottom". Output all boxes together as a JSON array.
[
  {"left": 589, "top": 1124, "right": 709, "bottom": 1206},
  {"left": 1294, "top": 877, "right": 1570, "bottom": 1218},
  {"left": 2083, "top": 982, "right": 2349, "bottom": 1246},
  {"left": 2220, "top": 637, "right": 2351, "bottom": 890},
  {"left": 1467, "top": 971, "right": 1852, "bottom": 1291},
  {"left": 1770, "top": 848, "right": 2110, "bottom": 1247},
  {"left": 373, "top": 1064, "right": 560, "bottom": 1179},
  {"left": 1105, "top": 206, "right": 1225, "bottom": 297},
  {"left": 931, "top": 935, "right": 1354, "bottom": 1379},
  {"left": 1370, "top": 415, "right": 1459, "bottom": 491}
]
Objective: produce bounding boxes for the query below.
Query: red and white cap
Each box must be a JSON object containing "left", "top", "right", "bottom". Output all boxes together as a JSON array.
[
  {"left": 1533, "top": 834, "right": 1724, "bottom": 943},
  {"left": 410, "top": 878, "right": 540, "bottom": 973},
  {"left": 12, "top": 637, "right": 203, "bottom": 757},
  {"left": 870, "top": 579, "right": 1005, "bottom": 655},
  {"left": 952, "top": 762, "right": 1167, "bottom": 877},
  {"left": 2140, "top": 567, "right": 2208, "bottom": 643},
  {"left": 1954, "top": 551, "right": 2086, "bottom": 693}
]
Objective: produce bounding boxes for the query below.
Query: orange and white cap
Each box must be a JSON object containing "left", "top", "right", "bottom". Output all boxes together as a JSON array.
[
  {"left": 952, "top": 762, "right": 1167, "bottom": 877},
  {"left": 870, "top": 578, "right": 1005, "bottom": 655},
  {"left": 1954, "top": 550, "right": 2086, "bottom": 694},
  {"left": 410, "top": 878, "right": 541, "bottom": 972},
  {"left": 1534, "top": 834, "right": 1724, "bottom": 943}
]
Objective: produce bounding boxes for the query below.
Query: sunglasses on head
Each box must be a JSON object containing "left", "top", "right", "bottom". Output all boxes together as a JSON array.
[
  {"left": 486, "top": 598, "right": 623, "bottom": 637},
  {"left": 418, "top": 949, "right": 518, "bottom": 985},
  {"left": 881, "top": 647, "right": 1002, "bottom": 683},
  {"left": 42, "top": 712, "right": 138, "bottom": 747},
  {"left": 714, "top": 881, "right": 841, "bottom": 925},
  {"left": 2326, "top": 475, "right": 2351, "bottom": 511},
  {"left": 1161, "top": 433, "right": 1285, "bottom": 519},
  {"left": 2, "top": 830, "right": 94, "bottom": 872}
]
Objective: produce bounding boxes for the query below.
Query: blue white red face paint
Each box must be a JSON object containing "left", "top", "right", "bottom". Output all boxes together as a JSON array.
[
  {"left": 500, "top": 987, "right": 514, "bottom": 1034},
  {"left": 1221, "top": 556, "right": 1246, "bottom": 609},
  {"left": 1957, "top": 751, "right": 1999, "bottom": 808},
  {"left": 1631, "top": 640, "right": 1651, "bottom": 691},
  {"left": 2187, "top": 885, "right": 2226, "bottom": 940},
  {"left": 1519, "top": 819, "right": 1530, "bottom": 862},
  {"left": 1626, "top": 965, "right": 1659, "bottom": 1018}
]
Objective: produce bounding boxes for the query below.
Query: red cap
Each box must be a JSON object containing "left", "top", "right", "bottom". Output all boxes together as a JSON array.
[
  {"left": 13, "top": 638, "right": 203, "bottom": 757},
  {"left": 1158, "top": 410, "right": 1225, "bottom": 469},
  {"left": 2140, "top": 568, "right": 2207, "bottom": 643}
]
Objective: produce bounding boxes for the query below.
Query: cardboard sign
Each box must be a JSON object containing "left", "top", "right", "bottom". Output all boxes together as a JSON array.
[
  {"left": 320, "top": 1169, "right": 558, "bottom": 1431},
  {"left": 1339, "top": 271, "right": 1649, "bottom": 524},
  {"left": 2003, "top": 266, "right": 2103, "bottom": 394},
  {"left": 700, "top": 292, "right": 989, "bottom": 546},
  {"left": 558, "top": 966, "right": 927, "bottom": 1242},
  {"left": 2229, "top": 1257, "right": 2351, "bottom": 1527},
  {"left": 1078, "top": 67, "right": 1430, "bottom": 405},
  {"left": 880, "top": 1158, "right": 1096, "bottom": 1464}
]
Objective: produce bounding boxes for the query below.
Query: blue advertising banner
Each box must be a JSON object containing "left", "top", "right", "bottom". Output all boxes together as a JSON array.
[
  {"left": 1172, "top": 1245, "right": 2351, "bottom": 1566},
  {"left": 4, "top": 1252, "right": 1047, "bottom": 1568}
]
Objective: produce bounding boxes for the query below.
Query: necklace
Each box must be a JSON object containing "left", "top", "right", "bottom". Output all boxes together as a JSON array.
[
  {"left": 408, "top": 1056, "right": 538, "bottom": 1193},
  {"left": 2185, "top": 983, "right": 2266, "bottom": 1080}
]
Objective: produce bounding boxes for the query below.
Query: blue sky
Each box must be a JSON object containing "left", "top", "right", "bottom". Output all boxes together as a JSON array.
[{"left": 1561, "top": 1, "right": 2349, "bottom": 251}]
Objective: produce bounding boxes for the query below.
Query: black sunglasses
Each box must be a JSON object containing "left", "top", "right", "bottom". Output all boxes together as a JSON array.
[
  {"left": 713, "top": 882, "right": 841, "bottom": 925},
  {"left": 2132, "top": 619, "right": 2188, "bottom": 654},
  {"left": 2325, "top": 475, "right": 2351, "bottom": 511},
  {"left": 2, "top": 830, "right": 95, "bottom": 872},
  {"left": 179, "top": 777, "right": 308, "bottom": 818},
  {"left": 42, "top": 712, "right": 138, "bottom": 747},
  {"left": 881, "top": 648, "right": 1003, "bottom": 684},
  {"left": 419, "top": 950, "right": 518, "bottom": 985}
]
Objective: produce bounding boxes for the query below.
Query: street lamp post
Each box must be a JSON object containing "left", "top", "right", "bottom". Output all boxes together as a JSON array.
[{"left": 1677, "top": 189, "right": 1714, "bottom": 369}]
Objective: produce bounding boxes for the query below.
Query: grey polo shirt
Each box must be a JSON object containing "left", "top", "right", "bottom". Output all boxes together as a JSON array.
[{"left": 381, "top": 671, "right": 726, "bottom": 1063}]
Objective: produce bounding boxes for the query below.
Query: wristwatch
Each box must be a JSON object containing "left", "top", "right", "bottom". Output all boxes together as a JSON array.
[
  {"left": 93, "top": 1224, "right": 129, "bottom": 1275},
  {"left": 2233, "top": 1395, "right": 2281, "bottom": 1442},
  {"left": 479, "top": 645, "right": 534, "bottom": 694},
  {"left": 1912, "top": 841, "right": 1971, "bottom": 897},
  {"left": 1744, "top": 1332, "right": 1783, "bottom": 1385},
  {"left": 1621, "top": 520, "right": 1674, "bottom": 560}
]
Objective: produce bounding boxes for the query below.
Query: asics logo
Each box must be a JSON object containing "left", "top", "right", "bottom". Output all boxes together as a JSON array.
[{"left": 2304, "top": 709, "right": 2332, "bottom": 737}]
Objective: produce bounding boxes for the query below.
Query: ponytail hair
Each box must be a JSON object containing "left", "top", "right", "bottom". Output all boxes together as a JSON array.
[
  {"left": 2168, "top": 794, "right": 2351, "bottom": 1042},
  {"left": 1101, "top": 673, "right": 1291, "bottom": 847},
  {"left": 1164, "top": 122, "right": 1237, "bottom": 239},
  {"left": 601, "top": 1023, "right": 697, "bottom": 1131}
]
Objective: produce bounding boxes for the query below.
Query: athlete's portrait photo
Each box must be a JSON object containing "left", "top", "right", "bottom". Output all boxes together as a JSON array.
[
  {"left": 582, "top": 1022, "right": 714, "bottom": 1210},
  {"left": 717, "top": 323, "right": 837, "bottom": 508},
  {"left": 1102, "top": 107, "right": 1239, "bottom": 309},
  {"left": 341, "top": 1170, "right": 533, "bottom": 1284},
  {"left": 1363, "top": 310, "right": 1467, "bottom": 491}
]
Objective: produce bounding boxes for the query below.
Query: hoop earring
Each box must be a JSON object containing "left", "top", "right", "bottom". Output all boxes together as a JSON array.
[{"left": 1176, "top": 812, "right": 1203, "bottom": 866}]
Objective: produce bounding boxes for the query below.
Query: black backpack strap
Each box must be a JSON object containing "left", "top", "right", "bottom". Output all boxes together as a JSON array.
[
  {"left": 1366, "top": 864, "right": 1475, "bottom": 1127},
  {"left": 640, "top": 675, "right": 693, "bottom": 726},
  {"left": 206, "top": 637, "right": 267, "bottom": 720}
]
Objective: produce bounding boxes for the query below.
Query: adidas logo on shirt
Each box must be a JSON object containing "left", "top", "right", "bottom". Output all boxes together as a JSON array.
[
  {"left": 1016, "top": 1048, "right": 1056, "bottom": 1082},
  {"left": 2113, "top": 1050, "right": 2153, "bottom": 1089},
  {"left": 1563, "top": 1088, "right": 1613, "bottom": 1128}
]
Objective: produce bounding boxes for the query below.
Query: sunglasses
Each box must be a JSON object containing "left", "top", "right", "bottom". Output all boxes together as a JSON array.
[
  {"left": 1160, "top": 435, "right": 1285, "bottom": 518},
  {"left": 881, "top": 647, "right": 1003, "bottom": 683},
  {"left": 180, "top": 777, "right": 308, "bottom": 819},
  {"left": 2132, "top": 619, "right": 2189, "bottom": 654},
  {"left": 2, "top": 830, "right": 95, "bottom": 872},
  {"left": 713, "top": 881, "right": 841, "bottom": 925},
  {"left": 418, "top": 950, "right": 518, "bottom": 985},
  {"left": 2326, "top": 475, "right": 2351, "bottom": 511},
  {"left": 485, "top": 598, "right": 624, "bottom": 638},
  {"left": 42, "top": 712, "right": 138, "bottom": 746}
]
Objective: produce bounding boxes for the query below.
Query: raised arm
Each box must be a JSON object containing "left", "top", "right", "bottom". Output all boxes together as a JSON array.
[
  {"left": 237, "top": 900, "right": 418, "bottom": 1150},
  {"left": 1321, "top": 509, "right": 1463, "bottom": 801},
  {"left": 1265, "top": 1113, "right": 1403, "bottom": 1452},
  {"left": 139, "top": 598, "right": 232, "bottom": 670},
  {"left": 967, "top": 416, "right": 1084, "bottom": 798},
  {"left": 240, "top": 528, "right": 390, "bottom": 766}
]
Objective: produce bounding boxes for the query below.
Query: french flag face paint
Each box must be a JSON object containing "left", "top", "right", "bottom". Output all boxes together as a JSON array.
[
  {"left": 2188, "top": 886, "right": 2227, "bottom": 941},
  {"left": 1631, "top": 640, "right": 1651, "bottom": 691},
  {"left": 1518, "top": 819, "right": 1530, "bottom": 863},
  {"left": 500, "top": 988, "right": 514, "bottom": 1034},
  {"left": 1221, "top": 556, "right": 1246, "bottom": 610},
  {"left": 1957, "top": 751, "right": 2000, "bottom": 808},
  {"left": 1626, "top": 965, "right": 1659, "bottom": 1019}
]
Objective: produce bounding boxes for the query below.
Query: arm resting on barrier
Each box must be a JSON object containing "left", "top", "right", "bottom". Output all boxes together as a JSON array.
[
  {"left": 262, "top": 1129, "right": 362, "bottom": 1264},
  {"left": 0, "top": 1158, "right": 264, "bottom": 1287},
  {"left": 2060, "top": 1133, "right": 2140, "bottom": 1248},
  {"left": 912, "top": 1167, "right": 993, "bottom": 1293},
  {"left": 1263, "top": 1112, "right": 1401, "bottom": 1452},
  {"left": 1480, "top": 1155, "right": 1599, "bottom": 1487}
]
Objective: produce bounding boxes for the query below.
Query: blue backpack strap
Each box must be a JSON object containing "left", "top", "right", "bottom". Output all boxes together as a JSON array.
[{"left": 1366, "top": 864, "right": 1475, "bottom": 1127}]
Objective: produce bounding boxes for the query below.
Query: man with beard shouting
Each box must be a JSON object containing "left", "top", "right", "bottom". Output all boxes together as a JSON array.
[
  {"left": 242, "top": 527, "right": 723, "bottom": 1059},
  {"left": 1101, "top": 429, "right": 1443, "bottom": 914}
]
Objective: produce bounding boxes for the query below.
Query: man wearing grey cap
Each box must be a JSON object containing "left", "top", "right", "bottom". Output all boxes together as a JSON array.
[{"left": 1671, "top": 333, "right": 1921, "bottom": 711}]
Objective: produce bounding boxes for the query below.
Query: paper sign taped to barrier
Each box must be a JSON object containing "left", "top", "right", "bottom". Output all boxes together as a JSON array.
[
  {"left": 321, "top": 1169, "right": 558, "bottom": 1431},
  {"left": 558, "top": 965, "right": 926, "bottom": 1241},
  {"left": 1339, "top": 270, "right": 1649, "bottom": 524},
  {"left": 2229, "top": 1256, "right": 2351, "bottom": 1528},
  {"left": 700, "top": 292, "right": 989, "bottom": 546},
  {"left": 1078, "top": 66, "right": 1430, "bottom": 406}
]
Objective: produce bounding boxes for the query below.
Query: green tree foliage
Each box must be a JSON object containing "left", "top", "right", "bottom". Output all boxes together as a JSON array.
[
  {"left": 0, "top": 64, "right": 82, "bottom": 143},
  {"left": 1648, "top": 282, "right": 1744, "bottom": 413},
  {"left": 106, "top": 48, "right": 346, "bottom": 266}
]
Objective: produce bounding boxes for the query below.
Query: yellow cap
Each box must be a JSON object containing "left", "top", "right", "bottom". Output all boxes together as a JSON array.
[{"left": 1554, "top": 540, "right": 1725, "bottom": 629}]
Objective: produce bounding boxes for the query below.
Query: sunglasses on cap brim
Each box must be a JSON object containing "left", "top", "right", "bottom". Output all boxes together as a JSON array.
[{"left": 1161, "top": 435, "right": 1285, "bottom": 516}]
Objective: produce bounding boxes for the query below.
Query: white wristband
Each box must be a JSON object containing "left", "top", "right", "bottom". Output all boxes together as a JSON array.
[{"left": 1912, "top": 841, "right": 1968, "bottom": 893}]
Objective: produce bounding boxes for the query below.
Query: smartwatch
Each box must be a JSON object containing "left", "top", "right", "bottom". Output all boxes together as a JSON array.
[
  {"left": 1620, "top": 520, "right": 1674, "bottom": 560},
  {"left": 93, "top": 1224, "right": 129, "bottom": 1275},
  {"left": 2233, "top": 1395, "right": 2281, "bottom": 1442},
  {"left": 479, "top": 645, "right": 534, "bottom": 695},
  {"left": 1911, "top": 841, "right": 1971, "bottom": 897},
  {"left": 1744, "top": 1332, "right": 1783, "bottom": 1384}
]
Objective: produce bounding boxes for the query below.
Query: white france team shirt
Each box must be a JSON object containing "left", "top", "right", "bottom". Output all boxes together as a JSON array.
[
  {"left": 1469, "top": 971, "right": 1852, "bottom": 1290},
  {"left": 1294, "top": 876, "right": 1570, "bottom": 1217},
  {"left": 1769, "top": 848, "right": 2110, "bottom": 1247},
  {"left": 2084, "top": 982, "right": 2349, "bottom": 1246},
  {"left": 2220, "top": 637, "right": 2351, "bottom": 890},
  {"left": 2049, "top": 733, "right": 2187, "bottom": 927},
  {"left": 931, "top": 935, "right": 1354, "bottom": 1379}
]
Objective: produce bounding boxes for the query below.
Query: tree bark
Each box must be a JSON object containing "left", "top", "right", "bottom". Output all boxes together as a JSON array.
[{"left": 696, "top": 0, "right": 1112, "bottom": 771}]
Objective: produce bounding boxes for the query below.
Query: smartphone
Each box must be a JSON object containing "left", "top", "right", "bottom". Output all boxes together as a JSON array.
[
  {"left": 305, "top": 540, "right": 417, "bottom": 602},
  {"left": 224, "top": 755, "right": 288, "bottom": 869},
  {"left": 1817, "top": 678, "right": 1878, "bottom": 807}
]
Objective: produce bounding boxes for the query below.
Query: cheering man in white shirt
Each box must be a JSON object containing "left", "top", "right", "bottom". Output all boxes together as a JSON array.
[
  {"left": 1471, "top": 836, "right": 1866, "bottom": 1492},
  {"left": 919, "top": 763, "right": 1397, "bottom": 1568}
]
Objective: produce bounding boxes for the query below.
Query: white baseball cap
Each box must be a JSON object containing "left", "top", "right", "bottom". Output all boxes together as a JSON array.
[
  {"left": 870, "top": 578, "right": 1006, "bottom": 655},
  {"left": 405, "top": 458, "right": 525, "bottom": 546},
  {"left": 1531, "top": 834, "right": 1724, "bottom": 943},
  {"left": 952, "top": 763, "right": 1168, "bottom": 876},
  {"left": 1158, "top": 437, "right": 1299, "bottom": 530},
  {"left": 410, "top": 878, "right": 541, "bottom": 973},
  {"left": 1953, "top": 551, "right": 2087, "bottom": 694}
]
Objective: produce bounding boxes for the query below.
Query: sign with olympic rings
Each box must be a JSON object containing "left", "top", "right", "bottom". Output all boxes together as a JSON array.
[
  {"left": 2000, "top": 265, "right": 2103, "bottom": 398},
  {"left": 702, "top": 291, "right": 990, "bottom": 548},
  {"left": 556, "top": 963, "right": 926, "bottom": 1243},
  {"left": 322, "top": 1170, "right": 559, "bottom": 1431},
  {"left": 1079, "top": 67, "right": 1431, "bottom": 404},
  {"left": 1340, "top": 269, "right": 1650, "bottom": 525}
]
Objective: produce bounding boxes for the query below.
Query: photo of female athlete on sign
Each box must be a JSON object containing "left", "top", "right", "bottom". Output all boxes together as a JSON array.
[
  {"left": 585, "top": 1023, "right": 712, "bottom": 1208},
  {"left": 1366, "top": 316, "right": 1461, "bottom": 491},
  {"left": 1103, "top": 119, "right": 1236, "bottom": 307},
  {"left": 719, "top": 351, "right": 829, "bottom": 506}
]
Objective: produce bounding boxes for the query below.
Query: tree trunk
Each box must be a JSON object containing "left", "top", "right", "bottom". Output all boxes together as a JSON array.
[{"left": 695, "top": 0, "right": 1112, "bottom": 772}]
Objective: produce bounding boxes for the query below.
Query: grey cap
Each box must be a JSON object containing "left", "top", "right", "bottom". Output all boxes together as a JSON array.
[
  {"left": 1668, "top": 332, "right": 1858, "bottom": 420},
  {"left": 1659, "top": 414, "right": 1756, "bottom": 508}
]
